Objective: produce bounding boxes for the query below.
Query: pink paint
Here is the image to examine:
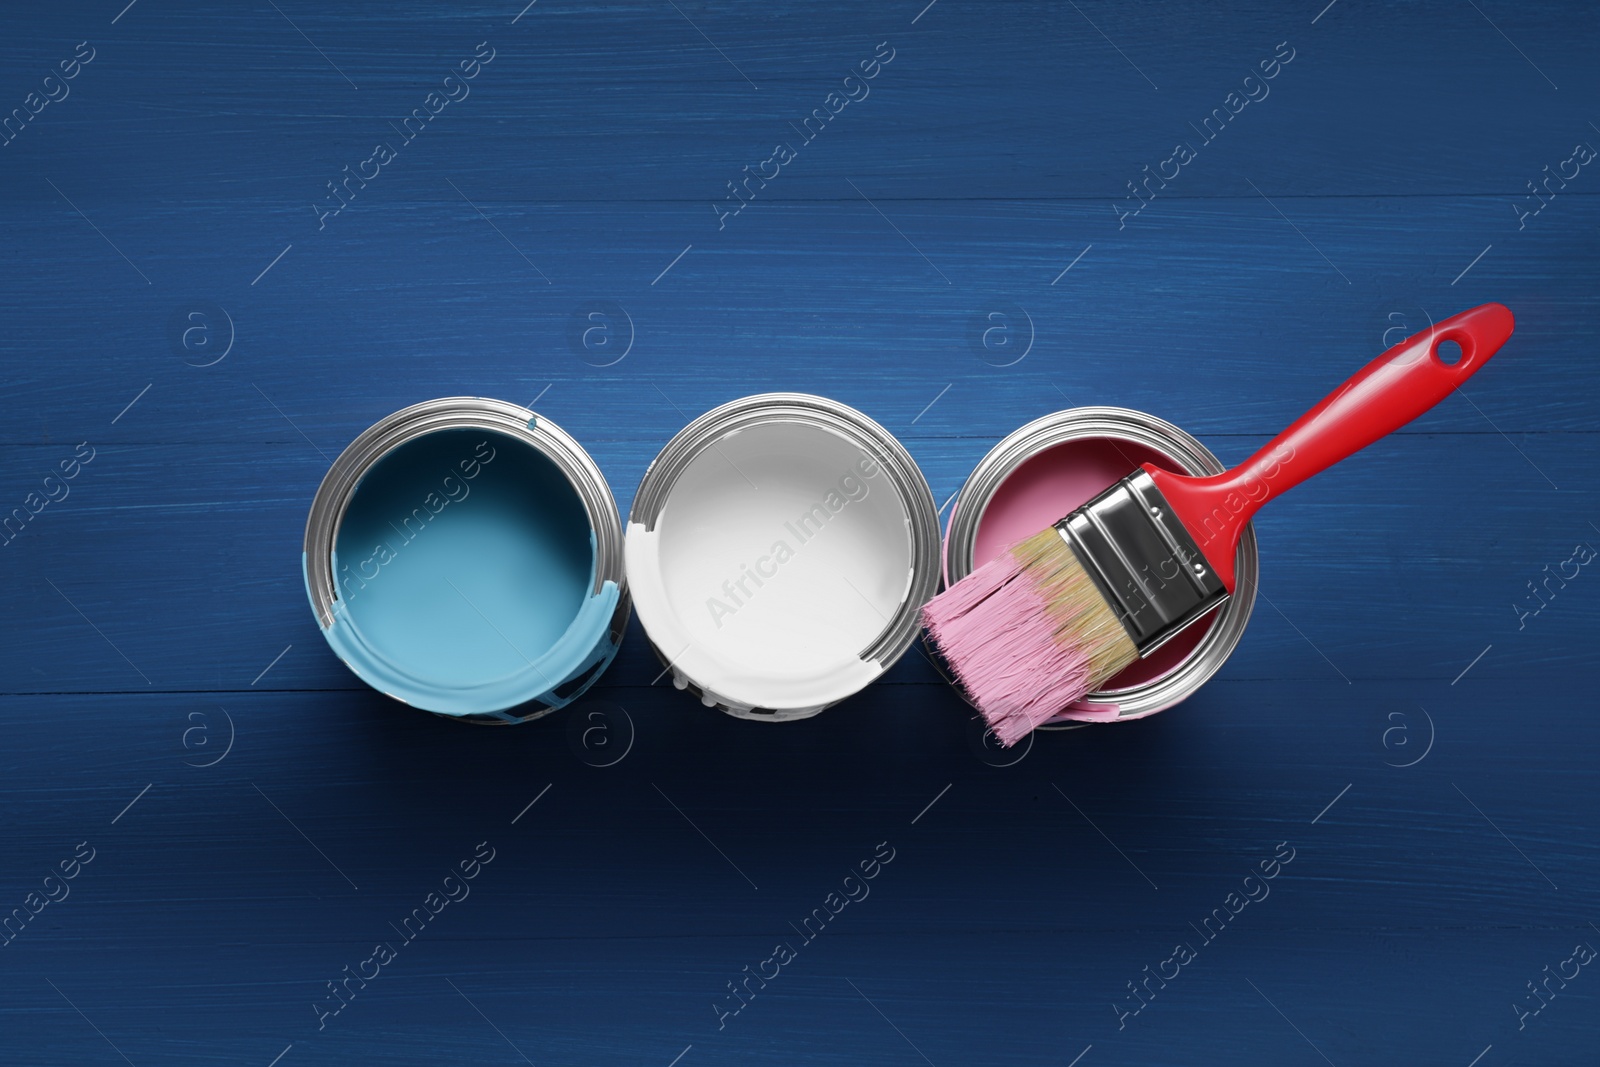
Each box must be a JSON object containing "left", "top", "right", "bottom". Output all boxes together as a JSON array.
[
  {"left": 966, "top": 436, "right": 1214, "bottom": 690},
  {"left": 923, "top": 541, "right": 1119, "bottom": 742}
]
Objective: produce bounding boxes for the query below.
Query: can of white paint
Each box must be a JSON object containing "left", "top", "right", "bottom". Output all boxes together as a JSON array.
[{"left": 626, "top": 393, "right": 941, "bottom": 720}]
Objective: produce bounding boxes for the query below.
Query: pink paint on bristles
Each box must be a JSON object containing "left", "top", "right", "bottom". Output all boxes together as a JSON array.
[{"left": 922, "top": 527, "right": 1136, "bottom": 746}]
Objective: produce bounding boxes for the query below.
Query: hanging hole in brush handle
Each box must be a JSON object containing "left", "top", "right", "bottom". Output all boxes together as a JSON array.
[{"left": 1143, "top": 302, "right": 1516, "bottom": 592}]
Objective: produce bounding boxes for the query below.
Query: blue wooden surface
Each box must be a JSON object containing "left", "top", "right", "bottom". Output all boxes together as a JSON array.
[{"left": 3, "top": 2, "right": 1597, "bottom": 1064}]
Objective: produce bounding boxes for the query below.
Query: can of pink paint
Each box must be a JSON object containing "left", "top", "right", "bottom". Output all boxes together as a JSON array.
[{"left": 941, "top": 407, "right": 1258, "bottom": 726}]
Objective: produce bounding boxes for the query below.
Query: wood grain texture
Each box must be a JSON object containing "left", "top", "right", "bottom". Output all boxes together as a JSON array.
[{"left": 1, "top": 1, "right": 1596, "bottom": 1064}]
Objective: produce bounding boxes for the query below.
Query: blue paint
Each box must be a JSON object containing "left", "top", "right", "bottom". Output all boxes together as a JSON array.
[{"left": 314, "top": 428, "right": 618, "bottom": 716}]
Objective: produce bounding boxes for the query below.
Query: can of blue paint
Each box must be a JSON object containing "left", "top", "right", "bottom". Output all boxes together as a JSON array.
[
  {"left": 626, "top": 393, "right": 941, "bottom": 720},
  {"left": 941, "top": 407, "right": 1258, "bottom": 726},
  {"left": 303, "top": 398, "right": 629, "bottom": 724}
]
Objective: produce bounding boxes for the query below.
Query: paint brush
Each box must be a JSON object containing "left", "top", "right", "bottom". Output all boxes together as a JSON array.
[{"left": 923, "top": 303, "right": 1516, "bottom": 745}]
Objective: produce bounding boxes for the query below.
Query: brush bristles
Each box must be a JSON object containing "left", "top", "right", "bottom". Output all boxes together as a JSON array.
[{"left": 923, "top": 527, "right": 1138, "bottom": 746}]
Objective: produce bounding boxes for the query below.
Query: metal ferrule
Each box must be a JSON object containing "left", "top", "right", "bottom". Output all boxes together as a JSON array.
[{"left": 1056, "top": 469, "right": 1229, "bottom": 656}]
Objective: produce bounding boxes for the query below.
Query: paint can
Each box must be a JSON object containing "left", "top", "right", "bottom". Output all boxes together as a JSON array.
[
  {"left": 941, "top": 406, "right": 1258, "bottom": 726},
  {"left": 303, "top": 397, "right": 628, "bottom": 724},
  {"left": 627, "top": 393, "right": 940, "bottom": 720}
]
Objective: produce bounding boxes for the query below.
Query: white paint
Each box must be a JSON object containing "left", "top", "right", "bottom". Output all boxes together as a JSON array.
[{"left": 627, "top": 420, "right": 915, "bottom": 712}]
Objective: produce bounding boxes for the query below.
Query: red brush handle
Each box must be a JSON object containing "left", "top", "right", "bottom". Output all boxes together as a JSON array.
[{"left": 1145, "top": 302, "right": 1516, "bottom": 593}]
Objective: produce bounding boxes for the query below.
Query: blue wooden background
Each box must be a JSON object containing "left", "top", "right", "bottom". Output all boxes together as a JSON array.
[{"left": 2, "top": 1, "right": 1596, "bottom": 1064}]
